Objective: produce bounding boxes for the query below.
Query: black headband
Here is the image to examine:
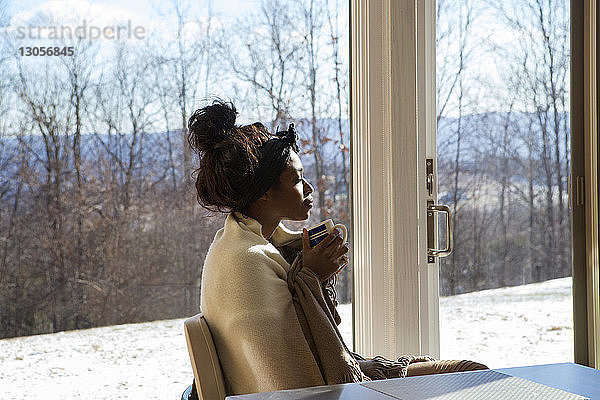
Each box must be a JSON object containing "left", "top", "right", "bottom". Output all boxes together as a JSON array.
[{"left": 237, "top": 123, "right": 299, "bottom": 212}]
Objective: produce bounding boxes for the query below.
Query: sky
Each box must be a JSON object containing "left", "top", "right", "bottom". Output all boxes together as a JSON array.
[
  {"left": 3, "top": 0, "right": 349, "bottom": 125},
  {"left": 2, "top": 0, "right": 568, "bottom": 119},
  {"left": 3, "top": 0, "right": 264, "bottom": 53},
  {"left": 8, "top": 0, "right": 261, "bottom": 21},
  {"left": 6, "top": 0, "right": 261, "bottom": 40}
]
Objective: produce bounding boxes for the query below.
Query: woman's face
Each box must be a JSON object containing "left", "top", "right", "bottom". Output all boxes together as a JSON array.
[{"left": 266, "top": 151, "right": 314, "bottom": 221}]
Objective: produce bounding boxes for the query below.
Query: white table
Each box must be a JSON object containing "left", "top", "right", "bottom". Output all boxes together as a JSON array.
[{"left": 226, "top": 363, "right": 600, "bottom": 399}]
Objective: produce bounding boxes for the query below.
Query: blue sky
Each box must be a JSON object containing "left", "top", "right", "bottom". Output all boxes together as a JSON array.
[
  {"left": 3, "top": 0, "right": 350, "bottom": 126},
  {"left": 9, "top": 0, "right": 260, "bottom": 19},
  {"left": 5, "top": 0, "right": 564, "bottom": 117},
  {"left": 6, "top": 0, "right": 262, "bottom": 40}
]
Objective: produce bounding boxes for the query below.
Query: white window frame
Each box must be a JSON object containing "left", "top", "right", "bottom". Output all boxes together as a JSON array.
[{"left": 350, "top": 0, "right": 439, "bottom": 359}]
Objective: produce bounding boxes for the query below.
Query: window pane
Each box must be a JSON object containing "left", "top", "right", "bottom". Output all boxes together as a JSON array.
[
  {"left": 0, "top": 0, "right": 351, "bottom": 397},
  {"left": 436, "top": 0, "right": 572, "bottom": 367}
]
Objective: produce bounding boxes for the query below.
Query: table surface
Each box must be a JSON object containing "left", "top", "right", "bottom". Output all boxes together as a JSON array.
[{"left": 226, "top": 363, "right": 600, "bottom": 400}]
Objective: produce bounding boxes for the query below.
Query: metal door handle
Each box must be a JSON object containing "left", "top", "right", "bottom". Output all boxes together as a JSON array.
[{"left": 427, "top": 203, "right": 454, "bottom": 260}]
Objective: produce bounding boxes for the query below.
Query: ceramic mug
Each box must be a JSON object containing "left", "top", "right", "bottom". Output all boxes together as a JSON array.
[{"left": 306, "top": 219, "right": 348, "bottom": 248}]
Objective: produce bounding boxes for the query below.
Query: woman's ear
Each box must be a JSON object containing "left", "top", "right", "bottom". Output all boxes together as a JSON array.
[
  {"left": 259, "top": 188, "right": 272, "bottom": 202},
  {"left": 260, "top": 175, "right": 282, "bottom": 203}
]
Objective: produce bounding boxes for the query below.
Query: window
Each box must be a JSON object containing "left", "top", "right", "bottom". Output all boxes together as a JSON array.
[
  {"left": 0, "top": 0, "right": 352, "bottom": 397},
  {"left": 436, "top": 0, "right": 573, "bottom": 368}
]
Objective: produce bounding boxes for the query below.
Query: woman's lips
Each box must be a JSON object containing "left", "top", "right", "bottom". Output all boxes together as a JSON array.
[{"left": 304, "top": 199, "right": 313, "bottom": 208}]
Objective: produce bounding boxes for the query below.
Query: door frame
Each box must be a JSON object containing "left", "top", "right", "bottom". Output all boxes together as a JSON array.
[
  {"left": 571, "top": 0, "right": 600, "bottom": 368},
  {"left": 349, "top": 0, "right": 439, "bottom": 359}
]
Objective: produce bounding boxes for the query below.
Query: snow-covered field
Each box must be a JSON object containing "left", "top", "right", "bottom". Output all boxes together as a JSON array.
[
  {"left": 440, "top": 277, "right": 573, "bottom": 368},
  {"left": 0, "top": 278, "right": 573, "bottom": 399}
]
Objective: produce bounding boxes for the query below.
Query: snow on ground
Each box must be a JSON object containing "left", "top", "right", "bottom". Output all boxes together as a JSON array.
[
  {"left": 0, "top": 318, "right": 191, "bottom": 399},
  {"left": 0, "top": 278, "right": 573, "bottom": 399},
  {"left": 440, "top": 277, "right": 573, "bottom": 369}
]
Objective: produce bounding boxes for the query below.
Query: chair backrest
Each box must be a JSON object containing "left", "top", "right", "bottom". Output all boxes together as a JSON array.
[{"left": 184, "top": 313, "right": 227, "bottom": 400}]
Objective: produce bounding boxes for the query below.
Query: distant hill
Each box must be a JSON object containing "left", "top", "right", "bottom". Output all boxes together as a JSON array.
[{"left": 1, "top": 111, "right": 569, "bottom": 194}]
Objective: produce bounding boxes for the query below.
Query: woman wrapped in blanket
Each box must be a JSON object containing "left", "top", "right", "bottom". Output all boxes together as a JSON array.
[{"left": 189, "top": 99, "right": 487, "bottom": 397}]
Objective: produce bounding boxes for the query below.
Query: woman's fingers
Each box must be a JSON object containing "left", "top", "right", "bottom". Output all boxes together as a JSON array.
[
  {"left": 324, "top": 231, "right": 344, "bottom": 248},
  {"left": 315, "top": 230, "right": 339, "bottom": 250},
  {"left": 303, "top": 228, "right": 351, "bottom": 281},
  {"left": 330, "top": 241, "right": 349, "bottom": 259},
  {"left": 329, "top": 239, "right": 349, "bottom": 259},
  {"left": 337, "top": 256, "right": 349, "bottom": 270},
  {"left": 301, "top": 228, "right": 310, "bottom": 250},
  {"left": 320, "top": 236, "right": 345, "bottom": 258}
]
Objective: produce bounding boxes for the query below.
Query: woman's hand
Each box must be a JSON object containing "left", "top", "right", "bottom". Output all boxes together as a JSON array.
[
  {"left": 356, "top": 357, "right": 390, "bottom": 380},
  {"left": 357, "top": 356, "right": 427, "bottom": 380},
  {"left": 301, "top": 228, "right": 349, "bottom": 282}
]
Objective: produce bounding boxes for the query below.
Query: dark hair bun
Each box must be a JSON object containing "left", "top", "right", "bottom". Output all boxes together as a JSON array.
[
  {"left": 187, "top": 99, "right": 272, "bottom": 214},
  {"left": 187, "top": 99, "right": 237, "bottom": 153}
]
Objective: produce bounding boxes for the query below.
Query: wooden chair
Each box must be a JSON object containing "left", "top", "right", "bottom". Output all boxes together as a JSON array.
[{"left": 184, "top": 312, "right": 227, "bottom": 400}]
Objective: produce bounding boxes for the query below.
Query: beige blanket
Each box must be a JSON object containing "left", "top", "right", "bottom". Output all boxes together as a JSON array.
[
  {"left": 278, "top": 243, "right": 435, "bottom": 383},
  {"left": 201, "top": 213, "right": 479, "bottom": 396},
  {"left": 285, "top": 252, "right": 366, "bottom": 383}
]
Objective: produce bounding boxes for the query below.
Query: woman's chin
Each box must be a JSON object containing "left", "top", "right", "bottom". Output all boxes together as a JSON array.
[
  {"left": 303, "top": 203, "right": 313, "bottom": 219},
  {"left": 304, "top": 208, "right": 312, "bottom": 219},
  {"left": 296, "top": 213, "right": 310, "bottom": 221},
  {"left": 285, "top": 206, "right": 311, "bottom": 221},
  {"left": 294, "top": 211, "right": 311, "bottom": 221}
]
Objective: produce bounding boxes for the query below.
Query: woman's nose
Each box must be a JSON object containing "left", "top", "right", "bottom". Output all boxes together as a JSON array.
[{"left": 304, "top": 179, "right": 314, "bottom": 194}]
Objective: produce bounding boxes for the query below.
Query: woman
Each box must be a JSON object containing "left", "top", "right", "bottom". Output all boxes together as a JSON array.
[{"left": 189, "top": 99, "right": 486, "bottom": 396}]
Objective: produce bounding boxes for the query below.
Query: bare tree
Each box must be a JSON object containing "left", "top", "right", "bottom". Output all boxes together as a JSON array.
[
  {"left": 149, "top": 0, "right": 214, "bottom": 202},
  {"left": 493, "top": 0, "right": 570, "bottom": 280},
  {"left": 435, "top": 0, "right": 570, "bottom": 294},
  {"left": 296, "top": 0, "right": 328, "bottom": 220},
  {"left": 325, "top": 0, "right": 350, "bottom": 215},
  {"left": 436, "top": 0, "right": 475, "bottom": 123},
  {"left": 1, "top": 0, "right": 358, "bottom": 337},
  {"left": 437, "top": 0, "right": 475, "bottom": 295},
  {"left": 221, "top": 0, "right": 303, "bottom": 131},
  {"left": 14, "top": 48, "right": 80, "bottom": 332}
]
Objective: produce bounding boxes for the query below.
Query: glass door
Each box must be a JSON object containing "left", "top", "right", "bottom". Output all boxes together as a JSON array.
[{"left": 436, "top": 0, "right": 573, "bottom": 368}]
